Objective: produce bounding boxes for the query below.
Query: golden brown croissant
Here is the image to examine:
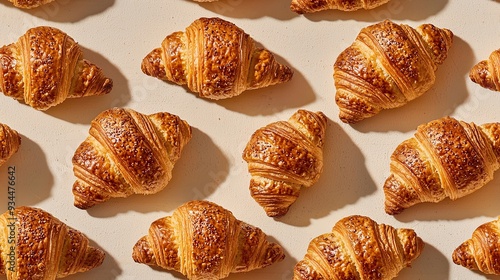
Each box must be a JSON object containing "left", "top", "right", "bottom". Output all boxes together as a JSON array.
[
  {"left": 291, "top": 0, "right": 391, "bottom": 14},
  {"left": 453, "top": 216, "right": 500, "bottom": 275},
  {"left": 334, "top": 20, "right": 453, "bottom": 123},
  {"left": 132, "top": 200, "right": 285, "bottom": 279},
  {"left": 72, "top": 107, "right": 192, "bottom": 209},
  {"left": 0, "top": 123, "right": 20, "bottom": 167},
  {"left": 141, "top": 17, "right": 293, "bottom": 100},
  {"left": 0, "top": 206, "right": 105, "bottom": 279},
  {"left": 294, "top": 215, "right": 424, "bottom": 280},
  {"left": 384, "top": 116, "right": 500, "bottom": 215},
  {"left": 242, "top": 109, "right": 327, "bottom": 217},
  {"left": 0, "top": 26, "right": 113, "bottom": 110},
  {"left": 469, "top": 49, "right": 500, "bottom": 92},
  {"left": 7, "top": 0, "right": 55, "bottom": 8}
]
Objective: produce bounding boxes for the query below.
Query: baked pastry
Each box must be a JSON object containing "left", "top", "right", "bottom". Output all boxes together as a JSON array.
[
  {"left": 291, "top": 0, "right": 391, "bottom": 14},
  {"left": 7, "top": 0, "right": 55, "bottom": 8},
  {"left": 334, "top": 20, "right": 453, "bottom": 123},
  {"left": 453, "top": 216, "right": 500, "bottom": 275},
  {"left": 0, "top": 123, "right": 20, "bottom": 166},
  {"left": 0, "top": 206, "right": 105, "bottom": 279},
  {"left": 132, "top": 200, "right": 285, "bottom": 279},
  {"left": 72, "top": 107, "right": 192, "bottom": 209},
  {"left": 141, "top": 17, "right": 293, "bottom": 100},
  {"left": 0, "top": 26, "right": 113, "bottom": 110},
  {"left": 469, "top": 49, "right": 500, "bottom": 92},
  {"left": 242, "top": 109, "right": 327, "bottom": 217},
  {"left": 294, "top": 215, "right": 424, "bottom": 279},
  {"left": 384, "top": 116, "right": 500, "bottom": 215}
]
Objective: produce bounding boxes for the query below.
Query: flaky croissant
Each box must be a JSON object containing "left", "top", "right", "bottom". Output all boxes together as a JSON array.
[
  {"left": 132, "top": 200, "right": 285, "bottom": 279},
  {"left": 294, "top": 215, "right": 424, "bottom": 280},
  {"left": 453, "top": 216, "right": 500, "bottom": 275},
  {"left": 469, "top": 49, "right": 500, "bottom": 92},
  {"left": 242, "top": 109, "right": 327, "bottom": 217},
  {"left": 0, "top": 206, "right": 105, "bottom": 279},
  {"left": 384, "top": 116, "right": 500, "bottom": 215},
  {"left": 7, "top": 0, "right": 56, "bottom": 8},
  {"left": 72, "top": 107, "right": 192, "bottom": 209},
  {"left": 0, "top": 123, "right": 20, "bottom": 167},
  {"left": 291, "top": 0, "right": 391, "bottom": 14},
  {"left": 141, "top": 17, "right": 293, "bottom": 100},
  {"left": 334, "top": 20, "right": 453, "bottom": 123},
  {"left": 0, "top": 26, "right": 113, "bottom": 110}
]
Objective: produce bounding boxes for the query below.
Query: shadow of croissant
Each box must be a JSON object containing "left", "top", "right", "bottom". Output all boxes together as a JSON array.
[
  {"left": 18, "top": 0, "right": 116, "bottom": 23},
  {"left": 193, "top": 0, "right": 296, "bottom": 20},
  {"left": 45, "top": 45, "right": 131, "bottom": 124},
  {"left": 85, "top": 126, "right": 229, "bottom": 218},
  {"left": 276, "top": 118, "right": 377, "bottom": 227}
]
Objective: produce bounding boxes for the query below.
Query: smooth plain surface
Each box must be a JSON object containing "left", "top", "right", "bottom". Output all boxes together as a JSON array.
[{"left": 1, "top": 0, "right": 500, "bottom": 279}]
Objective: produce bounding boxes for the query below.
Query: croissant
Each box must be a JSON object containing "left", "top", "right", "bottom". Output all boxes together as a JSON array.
[
  {"left": 384, "top": 116, "right": 500, "bottom": 215},
  {"left": 290, "top": 0, "right": 391, "bottom": 14},
  {"left": 0, "top": 123, "right": 20, "bottom": 167},
  {"left": 132, "top": 200, "right": 285, "bottom": 279},
  {"left": 0, "top": 206, "right": 105, "bottom": 279},
  {"left": 0, "top": 26, "right": 113, "bottom": 110},
  {"left": 7, "top": 0, "right": 55, "bottom": 8},
  {"left": 72, "top": 107, "right": 192, "bottom": 209},
  {"left": 294, "top": 215, "right": 424, "bottom": 280},
  {"left": 141, "top": 17, "right": 293, "bottom": 100},
  {"left": 469, "top": 49, "right": 500, "bottom": 92},
  {"left": 453, "top": 216, "right": 500, "bottom": 275},
  {"left": 334, "top": 20, "right": 453, "bottom": 123},
  {"left": 242, "top": 109, "right": 327, "bottom": 217}
]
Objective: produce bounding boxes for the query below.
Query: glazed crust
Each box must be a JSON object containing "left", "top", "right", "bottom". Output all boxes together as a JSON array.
[
  {"left": 132, "top": 200, "right": 285, "bottom": 279},
  {"left": 384, "top": 116, "right": 500, "bottom": 214},
  {"left": 453, "top": 216, "right": 500, "bottom": 275},
  {"left": 290, "top": 0, "right": 391, "bottom": 14},
  {"left": 141, "top": 17, "right": 293, "bottom": 99},
  {"left": 0, "top": 123, "right": 20, "bottom": 167},
  {"left": 242, "top": 110, "right": 327, "bottom": 217},
  {"left": 469, "top": 49, "right": 500, "bottom": 92},
  {"left": 334, "top": 20, "right": 453, "bottom": 123},
  {"left": 7, "top": 0, "right": 55, "bottom": 8},
  {"left": 72, "top": 107, "right": 192, "bottom": 209},
  {"left": 293, "top": 215, "right": 424, "bottom": 280},
  {"left": 0, "top": 206, "right": 105, "bottom": 279},
  {"left": 0, "top": 26, "right": 113, "bottom": 110}
]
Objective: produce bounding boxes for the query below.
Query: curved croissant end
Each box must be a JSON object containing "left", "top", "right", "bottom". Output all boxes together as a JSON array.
[
  {"left": 453, "top": 216, "right": 500, "bottom": 275},
  {"left": 141, "top": 17, "right": 293, "bottom": 100},
  {"left": 384, "top": 117, "right": 500, "bottom": 215},
  {"left": 243, "top": 110, "right": 327, "bottom": 217},
  {"left": 0, "top": 26, "right": 113, "bottom": 110},
  {"left": 469, "top": 49, "right": 500, "bottom": 92},
  {"left": 7, "top": 0, "right": 56, "bottom": 8},
  {"left": 0, "top": 206, "right": 105, "bottom": 279},
  {"left": 0, "top": 123, "right": 21, "bottom": 167},
  {"left": 290, "top": 0, "right": 391, "bottom": 14},
  {"left": 293, "top": 215, "right": 424, "bottom": 280},
  {"left": 72, "top": 108, "right": 192, "bottom": 209},
  {"left": 334, "top": 20, "right": 453, "bottom": 123},
  {"left": 132, "top": 200, "right": 285, "bottom": 279}
]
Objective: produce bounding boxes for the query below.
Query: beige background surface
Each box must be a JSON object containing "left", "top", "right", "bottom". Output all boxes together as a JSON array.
[{"left": 1, "top": 0, "right": 500, "bottom": 279}]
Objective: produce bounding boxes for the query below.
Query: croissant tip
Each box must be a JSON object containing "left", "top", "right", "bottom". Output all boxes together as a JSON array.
[{"left": 141, "top": 48, "right": 168, "bottom": 80}]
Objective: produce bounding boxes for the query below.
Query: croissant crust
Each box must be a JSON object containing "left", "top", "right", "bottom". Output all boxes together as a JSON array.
[
  {"left": 0, "top": 26, "right": 113, "bottom": 110},
  {"left": 132, "top": 200, "right": 285, "bottom": 279},
  {"left": 334, "top": 20, "right": 453, "bottom": 123},
  {"left": 7, "top": 0, "right": 55, "bottom": 8},
  {"left": 384, "top": 116, "right": 500, "bottom": 214},
  {"left": 290, "top": 0, "right": 391, "bottom": 14},
  {"left": 469, "top": 49, "right": 500, "bottom": 92},
  {"left": 0, "top": 206, "right": 105, "bottom": 279},
  {"left": 0, "top": 123, "right": 20, "bottom": 166},
  {"left": 294, "top": 215, "right": 424, "bottom": 280},
  {"left": 72, "top": 107, "right": 192, "bottom": 209},
  {"left": 142, "top": 17, "right": 293, "bottom": 100},
  {"left": 242, "top": 109, "right": 327, "bottom": 217}
]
